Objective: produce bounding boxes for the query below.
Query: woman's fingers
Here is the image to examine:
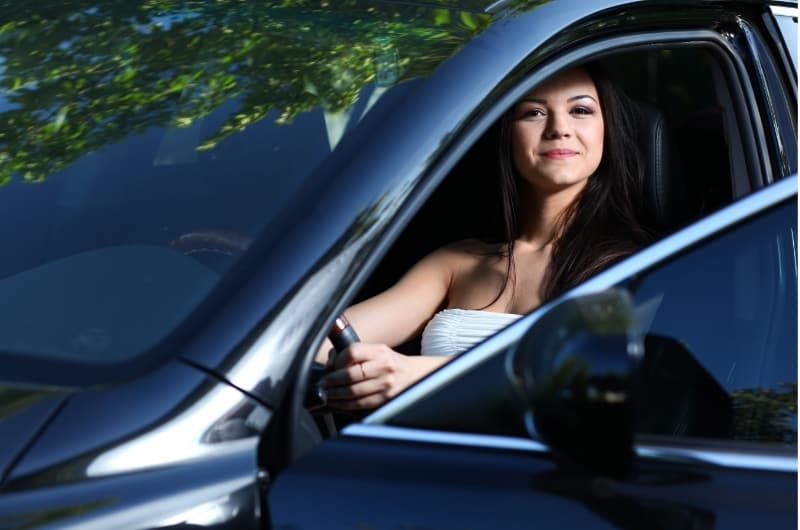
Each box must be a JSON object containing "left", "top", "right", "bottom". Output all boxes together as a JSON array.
[
  {"left": 320, "top": 366, "right": 394, "bottom": 410},
  {"left": 319, "top": 343, "right": 405, "bottom": 410},
  {"left": 326, "top": 390, "right": 392, "bottom": 411},
  {"left": 321, "top": 361, "right": 377, "bottom": 389},
  {"left": 331, "top": 342, "right": 387, "bottom": 369},
  {"left": 323, "top": 375, "right": 387, "bottom": 400},
  {"left": 315, "top": 343, "right": 451, "bottom": 411}
]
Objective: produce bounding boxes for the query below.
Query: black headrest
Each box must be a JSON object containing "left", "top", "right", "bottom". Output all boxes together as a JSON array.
[{"left": 635, "top": 102, "right": 687, "bottom": 233}]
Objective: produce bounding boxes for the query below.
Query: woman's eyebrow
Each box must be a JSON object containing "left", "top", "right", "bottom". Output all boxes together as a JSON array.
[
  {"left": 522, "top": 94, "right": 598, "bottom": 104},
  {"left": 569, "top": 94, "right": 598, "bottom": 103}
]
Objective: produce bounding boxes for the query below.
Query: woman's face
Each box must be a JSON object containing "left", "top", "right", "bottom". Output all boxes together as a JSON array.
[{"left": 510, "top": 68, "right": 604, "bottom": 195}]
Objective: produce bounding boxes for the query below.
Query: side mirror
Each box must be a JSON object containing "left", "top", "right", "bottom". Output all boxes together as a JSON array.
[{"left": 508, "top": 289, "right": 643, "bottom": 477}]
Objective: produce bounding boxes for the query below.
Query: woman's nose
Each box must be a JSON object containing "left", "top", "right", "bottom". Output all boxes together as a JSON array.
[{"left": 544, "top": 112, "right": 569, "bottom": 139}]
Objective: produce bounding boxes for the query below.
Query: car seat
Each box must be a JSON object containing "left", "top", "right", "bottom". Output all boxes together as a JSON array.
[{"left": 634, "top": 101, "right": 689, "bottom": 235}]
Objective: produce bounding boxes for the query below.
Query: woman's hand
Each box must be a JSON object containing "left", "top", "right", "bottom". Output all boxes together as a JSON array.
[{"left": 319, "top": 343, "right": 450, "bottom": 410}]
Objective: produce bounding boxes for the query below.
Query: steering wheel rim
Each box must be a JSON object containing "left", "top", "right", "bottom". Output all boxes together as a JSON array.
[{"left": 169, "top": 228, "right": 252, "bottom": 257}]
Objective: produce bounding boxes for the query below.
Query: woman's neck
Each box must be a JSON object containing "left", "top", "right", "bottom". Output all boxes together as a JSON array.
[{"left": 517, "top": 183, "right": 584, "bottom": 246}]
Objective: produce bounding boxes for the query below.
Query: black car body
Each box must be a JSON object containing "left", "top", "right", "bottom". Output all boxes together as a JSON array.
[{"left": 0, "top": 1, "right": 796, "bottom": 528}]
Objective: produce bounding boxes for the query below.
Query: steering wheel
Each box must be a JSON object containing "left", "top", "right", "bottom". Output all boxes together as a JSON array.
[
  {"left": 306, "top": 315, "right": 360, "bottom": 409},
  {"left": 305, "top": 315, "right": 361, "bottom": 436},
  {"left": 169, "top": 228, "right": 252, "bottom": 272},
  {"left": 328, "top": 314, "right": 361, "bottom": 354}
]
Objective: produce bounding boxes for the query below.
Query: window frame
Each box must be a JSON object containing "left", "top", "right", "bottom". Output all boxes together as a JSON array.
[
  {"left": 738, "top": 11, "right": 798, "bottom": 180},
  {"left": 348, "top": 30, "right": 776, "bottom": 311},
  {"left": 287, "top": 9, "right": 798, "bottom": 467}
]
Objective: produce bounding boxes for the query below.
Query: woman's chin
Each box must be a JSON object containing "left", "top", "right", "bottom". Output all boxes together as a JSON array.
[{"left": 526, "top": 173, "right": 591, "bottom": 195}]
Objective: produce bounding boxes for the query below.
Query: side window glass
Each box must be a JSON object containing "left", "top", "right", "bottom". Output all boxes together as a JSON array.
[{"left": 628, "top": 201, "right": 797, "bottom": 446}]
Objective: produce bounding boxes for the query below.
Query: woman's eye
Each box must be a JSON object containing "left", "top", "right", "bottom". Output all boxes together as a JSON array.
[
  {"left": 571, "top": 106, "right": 594, "bottom": 115},
  {"left": 520, "top": 108, "right": 545, "bottom": 119}
]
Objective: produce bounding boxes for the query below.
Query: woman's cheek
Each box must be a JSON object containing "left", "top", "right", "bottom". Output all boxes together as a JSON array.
[{"left": 512, "top": 125, "right": 539, "bottom": 155}]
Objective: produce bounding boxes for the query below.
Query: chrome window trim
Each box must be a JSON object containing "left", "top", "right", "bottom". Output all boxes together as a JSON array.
[
  {"left": 343, "top": 424, "right": 797, "bottom": 473},
  {"left": 366, "top": 175, "right": 797, "bottom": 424},
  {"left": 484, "top": 0, "right": 511, "bottom": 14},
  {"left": 771, "top": 5, "right": 799, "bottom": 18},
  {"left": 635, "top": 445, "right": 796, "bottom": 473},
  {"left": 343, "top": 423, "right": 549, "bottom": 453}
]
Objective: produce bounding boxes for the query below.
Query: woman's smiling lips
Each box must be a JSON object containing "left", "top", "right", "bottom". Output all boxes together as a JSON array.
[{"left": 542, "top": 149, "right": 578, "bottom": 159}]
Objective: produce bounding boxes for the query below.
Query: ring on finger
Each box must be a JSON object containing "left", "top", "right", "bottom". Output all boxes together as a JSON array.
[{"left": 359, "top": 363, "right": 367, "bottom": 380}]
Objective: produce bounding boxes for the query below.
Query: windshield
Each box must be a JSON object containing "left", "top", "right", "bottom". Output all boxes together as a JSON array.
[{"left": 0, "top": 1, "right": 491, "bottom": 364}]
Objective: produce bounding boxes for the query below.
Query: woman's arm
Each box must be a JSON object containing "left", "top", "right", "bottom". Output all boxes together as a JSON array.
[
  {"left": 320, "top": 344, "right": 451, "bottom": 410},
  {"left": 314, "top": 245, "right": 458, "bottom": 363},
  {"left": 314, "top": 245, "right": 467, "bottom": 409}
]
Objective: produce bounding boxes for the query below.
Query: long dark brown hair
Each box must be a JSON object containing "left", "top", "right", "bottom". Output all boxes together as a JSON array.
[{"left": 494, "top": 62, "right": 653, "bottom": 305}]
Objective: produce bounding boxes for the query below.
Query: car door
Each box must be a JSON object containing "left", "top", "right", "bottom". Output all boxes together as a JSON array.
[{"left": 268, "top": 177, "right": 797, "bottom": 530}]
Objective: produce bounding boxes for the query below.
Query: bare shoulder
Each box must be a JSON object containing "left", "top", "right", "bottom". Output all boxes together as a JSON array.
[
  {"left": 433, "top": 239, "right": 510, "bottom": 310},
  {"left": 399, "top": 239, "right": 505, "bottom": 291},
  {"left": 419, "top": 239, "right": 505, "bottom": 276},
  {"left": 435, "top": 238, "right": 504, "bottom": 262}
]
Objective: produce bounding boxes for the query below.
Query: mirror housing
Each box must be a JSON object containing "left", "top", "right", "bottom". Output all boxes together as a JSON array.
[{"left": 508, "top": 289, "right": 643, "bottom": 477}]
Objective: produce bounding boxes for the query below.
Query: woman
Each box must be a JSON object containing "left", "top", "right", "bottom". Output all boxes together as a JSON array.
[{"left": 318, "top": 64, "right": 652, "bottom": 410}]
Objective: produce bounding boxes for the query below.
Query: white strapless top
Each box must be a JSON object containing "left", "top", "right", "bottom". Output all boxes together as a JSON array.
[{"left": 420, "top": 308, "right": 522, "bottom": 356}]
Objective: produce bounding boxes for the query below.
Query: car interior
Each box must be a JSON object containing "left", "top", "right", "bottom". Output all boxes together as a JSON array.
[
  {"left": 295, "top": 41, "right": 768, "bottom": 448},
  {"left": 310, "top": 36, "right": 791, "bottom": 446},
  {"left": 350, "top": 45, "right": 744, "bottom": 356},
  {"left": 292, "top": 38, "right": 796, "bottom": 465}
]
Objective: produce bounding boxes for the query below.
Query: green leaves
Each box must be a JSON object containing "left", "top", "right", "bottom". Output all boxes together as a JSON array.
[{"left": 0, "top": 1, "right": 491, "bottom": 185}]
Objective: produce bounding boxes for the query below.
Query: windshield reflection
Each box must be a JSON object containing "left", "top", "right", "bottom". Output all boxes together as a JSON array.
[
  {"left": 0, "top": 1, "right": 491, "bottom": 364},
  {"left": 0, "top": 1, "right": 491, "bottom": 184}
]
